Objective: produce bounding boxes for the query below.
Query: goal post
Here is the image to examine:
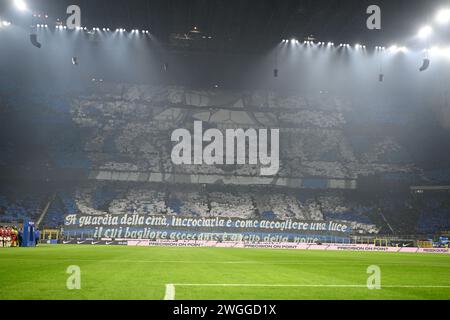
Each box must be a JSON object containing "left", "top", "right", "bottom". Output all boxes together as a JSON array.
[{"left": 374, "top": 238, "right": 389, "bottom": 247}]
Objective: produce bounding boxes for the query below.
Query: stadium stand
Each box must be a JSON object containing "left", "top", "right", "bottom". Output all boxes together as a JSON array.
[{"left": 1, "top": 85, "right": 449, "bottom": 237}]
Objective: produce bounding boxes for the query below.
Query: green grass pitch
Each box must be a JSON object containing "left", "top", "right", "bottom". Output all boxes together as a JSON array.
[{"left": 1, "top": 244, "right": 450, "bottom": 300}]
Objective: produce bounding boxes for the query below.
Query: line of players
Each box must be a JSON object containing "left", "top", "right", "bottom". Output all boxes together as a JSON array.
[{"left": 0, "top": 226, "right": 19, "bottom": 247}]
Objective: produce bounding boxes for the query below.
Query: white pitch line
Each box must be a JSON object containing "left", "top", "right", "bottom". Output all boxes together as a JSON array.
[
  {"left": 163, "top": 283, "right": 450, "bottom": 299},
  {"left": 164, "top": 284, "right": 176, "bottom": 300},
  {"left": 171, "top": 284, "right": 450, "bottom": 288}
]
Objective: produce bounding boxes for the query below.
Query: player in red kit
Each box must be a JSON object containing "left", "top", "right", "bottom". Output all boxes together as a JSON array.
[
  {"left": 0, "top": 226, "right": 5, "bottom": 247},
  {"left": 5, "top": 227, "right": 12, "bottom": 247}
]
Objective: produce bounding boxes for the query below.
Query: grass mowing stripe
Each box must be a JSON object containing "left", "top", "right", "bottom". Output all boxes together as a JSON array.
[{"left": 2, "top": 258, "right": 449, "bottom": 268}]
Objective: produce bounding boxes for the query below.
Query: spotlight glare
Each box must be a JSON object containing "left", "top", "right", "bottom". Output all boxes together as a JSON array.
[
  {"left": 390, "top": 45, "right": 407, "bottom": 53},
  {"left": 436, "top": 9, "right": 450, "bottom": 24},
  {"left": 14, "top": 0, "right": 27, "bottom": 11},
  {"left": 418, "top": 25, "right": 433, "bottom": 39},
  {"left": 444, "top": 48, "right": 450, "bottom": 58},
  {"left": 429, "top": 46, "right": 440, "bottom": 54}
]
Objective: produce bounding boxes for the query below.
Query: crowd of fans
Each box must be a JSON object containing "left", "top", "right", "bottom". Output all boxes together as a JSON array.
[
  {"left": 3, "top": 182, "right": 450, "bottom": 236},
  {"left": 1, "top": 84, "right": 449, "bottom": 237},
  {"left": 65, "top": 84, "right": 418, "bottom": 181},
  {"left": 6, "top": 184, "right": 379, "bottom": 233}
]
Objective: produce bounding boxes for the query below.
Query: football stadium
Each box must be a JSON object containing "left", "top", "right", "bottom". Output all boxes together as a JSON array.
[{"left": 1, "top": 0, "right": 450, "bottom": 303}]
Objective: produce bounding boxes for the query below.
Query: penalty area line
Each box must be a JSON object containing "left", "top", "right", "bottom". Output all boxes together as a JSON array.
[
  {"left": 163, "top": 283, "right": 450, "bottom": 299},
  {"left": 164, "top": 284, "right": 176, "bottom": 300},
  {"left": 171, "top": 283, "right": 450, "bottom": 288}
]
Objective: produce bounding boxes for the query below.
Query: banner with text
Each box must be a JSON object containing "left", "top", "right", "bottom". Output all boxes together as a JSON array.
[{"left": 63, "top": 213, "right": 352, "bottom": 243}]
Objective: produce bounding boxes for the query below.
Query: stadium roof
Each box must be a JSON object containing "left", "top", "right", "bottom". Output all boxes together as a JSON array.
[{"left": 2, "top": 0, "right": 449, "bottom": 54}]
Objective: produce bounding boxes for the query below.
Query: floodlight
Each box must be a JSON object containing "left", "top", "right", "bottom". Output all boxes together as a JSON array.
[
  {"left": 436, "top": 9, "right": 450, "bottom": 24},
  {"left": 14, "top": 0, "right": 27, "bottom": 11},
  {"left": 418, "top": 26, "right": 433, "bottom": 39}
]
